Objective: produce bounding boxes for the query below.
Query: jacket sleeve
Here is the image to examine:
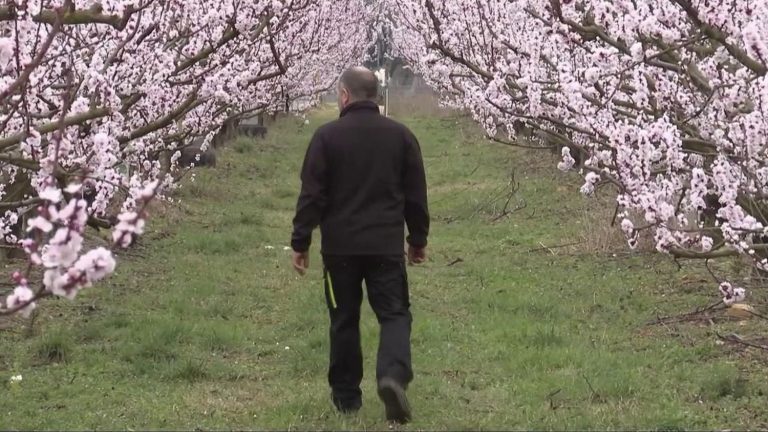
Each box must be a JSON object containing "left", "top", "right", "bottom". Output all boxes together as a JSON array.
[
  {"left": 291, "top": 130, "right": 328, "bottom": 253},
  {"left": 403, "top": 128, "right": 430, "bottom": 248}
]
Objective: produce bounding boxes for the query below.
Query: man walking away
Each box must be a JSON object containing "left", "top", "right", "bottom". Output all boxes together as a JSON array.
[{"left": 290, "top": 66, "right": 429, "bottom": 424}]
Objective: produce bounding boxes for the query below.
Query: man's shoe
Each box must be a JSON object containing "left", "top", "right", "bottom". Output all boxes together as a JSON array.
[{"left": 377, "top": 377, "right": 412, "bottom": 424}]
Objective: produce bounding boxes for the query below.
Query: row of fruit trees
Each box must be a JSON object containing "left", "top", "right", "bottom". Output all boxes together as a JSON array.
[{"left": 4, "top": 0, "right": 768, "bottom": 316}]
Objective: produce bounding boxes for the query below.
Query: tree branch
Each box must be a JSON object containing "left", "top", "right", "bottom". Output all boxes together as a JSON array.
[{"left": 0, "top": 107, "right": 111, "bottom": 151}]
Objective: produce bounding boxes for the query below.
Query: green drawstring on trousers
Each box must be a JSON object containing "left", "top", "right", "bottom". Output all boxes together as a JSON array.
[{"left": 325, "top": 269, "right": 338, "bottom": 309}]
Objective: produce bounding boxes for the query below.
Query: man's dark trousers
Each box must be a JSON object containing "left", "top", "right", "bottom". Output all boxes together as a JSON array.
[{"left": 322, "top": 254, "right": 413, "bottom": 410}]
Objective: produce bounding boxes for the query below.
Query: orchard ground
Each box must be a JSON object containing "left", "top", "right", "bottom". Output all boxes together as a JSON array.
[{"left": 3, "top": 106, "right": 768, "bottom": 429}]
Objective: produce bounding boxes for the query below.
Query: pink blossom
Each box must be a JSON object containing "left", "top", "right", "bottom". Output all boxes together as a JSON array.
[
  {"left": 0, "top": 37, "right": 13, "bottom": 67},
  {"left": 557, "top": 147, "right": 576, "bottom": 172},
  {"left": 621, "top": 219, "right": 634, "bottom": 237},
  {"left": 112, "top": 212, "right": 146, "bottom": 248},
  {"left": 41, "top": 231, "right": 83, "bottom": 268},
  {"left": 52, "top": 199, "right": 89, "bottom": 230},
  {"left": 27, "top": 216, "right": 53, "bottom": 233},
  {"left": 44, "top": 269, "right": 78, "bottom": 300},
  {"left": 65, "top": 184, "right": 83, "bottom": 194},
  {"left": 39, "top": 187, "right": 62, "bottom": 204},
  {"left": 5, "top": 286, "right": 36, "bottom": 318},
  {"left": 141, "top": 181, "right": 160, "bottom": 200},
  {"left": 580, "top": 172, "right": 600, "bottom": 196},
  {"left": 92, "top": 133, "right": 111, "bottom": 148},
  {"left": 719, "top": 282, "right": 747, "bottom": 306},
  {"left": 74, "top": 248, "right": 116, "bottom": 283}
]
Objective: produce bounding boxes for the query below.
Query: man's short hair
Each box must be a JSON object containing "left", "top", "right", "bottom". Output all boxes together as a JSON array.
[{"left": 340, "top": 67, "right": 379, "bottom": 101}]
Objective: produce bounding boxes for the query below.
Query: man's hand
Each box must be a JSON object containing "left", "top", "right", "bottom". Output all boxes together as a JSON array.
[
  {"left": 408, "top": 245, "right": 427, "bottom": 265},
  {"left": 292, "top": 251, "right": 310, "bottom": 275}
]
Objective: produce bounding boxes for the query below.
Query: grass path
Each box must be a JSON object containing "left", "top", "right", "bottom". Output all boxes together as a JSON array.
[{"left": 2, "top": 108, "right": 768, "bottom": 429}]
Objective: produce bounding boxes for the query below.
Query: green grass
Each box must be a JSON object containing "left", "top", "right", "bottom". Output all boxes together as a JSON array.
[
  {"left": 32, "top": 329, "right": 74, "bottom": 365},
  {"left": 2, "top": 107, "right": 768, "bottom": 429}
]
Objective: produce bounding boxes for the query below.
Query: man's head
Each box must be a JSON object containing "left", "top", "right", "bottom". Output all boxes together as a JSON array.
[{"left": 337, "top": 66, "right": 379, "bottom": 111}]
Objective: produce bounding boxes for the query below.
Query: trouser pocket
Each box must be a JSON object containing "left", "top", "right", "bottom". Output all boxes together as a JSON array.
[
  {"left": 365, "top": 256, "right": 411, "bottom": 315},
  {"left": 322, "top": 255, "right": 363, "bottom": 311}
]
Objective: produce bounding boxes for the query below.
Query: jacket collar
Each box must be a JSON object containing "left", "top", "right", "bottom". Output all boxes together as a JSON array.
[{"left": 340, "top": 100, "right": 380, "bottom": 118}]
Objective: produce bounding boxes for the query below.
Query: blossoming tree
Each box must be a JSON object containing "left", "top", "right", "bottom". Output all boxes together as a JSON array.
[
  {"left": 386, "top": 0, "right": 768, "bottom": 304},
  {"left": 1, "top": 0, "right": 372, "bottom": 317}
]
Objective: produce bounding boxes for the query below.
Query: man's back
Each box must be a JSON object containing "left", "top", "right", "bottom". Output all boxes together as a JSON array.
[{"left": 291, "top": 100, "right": 429, "bottom": 256}]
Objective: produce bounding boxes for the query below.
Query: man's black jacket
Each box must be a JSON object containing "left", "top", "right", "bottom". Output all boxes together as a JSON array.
[{"left": 291, "top": 100, "right": 429, "bottom": 256}]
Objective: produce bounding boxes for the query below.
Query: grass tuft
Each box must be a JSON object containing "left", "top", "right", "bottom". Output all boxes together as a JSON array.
[
  {"left": 33, "top": 330, "right": 73, "bottom": 364},
  {"left": 167, "top": 358, "right": 209, "bottom": 382},
  {"left": 701, "top": 367, "right": 749, "bottom": 400}
]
